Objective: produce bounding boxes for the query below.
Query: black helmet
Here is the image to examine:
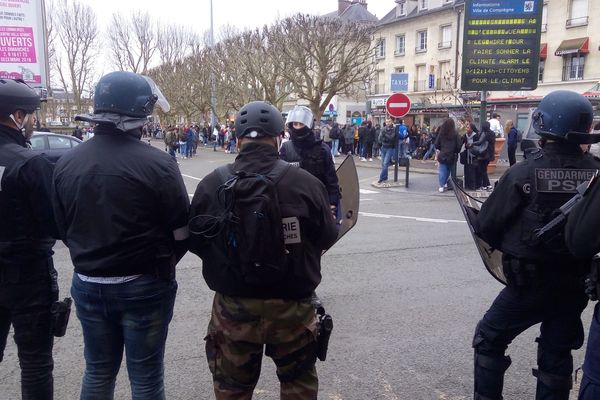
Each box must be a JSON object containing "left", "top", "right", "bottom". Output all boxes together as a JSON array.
[
  {"left": 532, "top": 90, "right": 596, "bottom": 143},
  {"left": 93, "top": 71, "right": 169, "bottom": 117},
  {"left": 235, "top": 101, "right": 283, "bottom": 138},
  {"left": 0, "top": 79, "right": 40, "bottom": 116}
]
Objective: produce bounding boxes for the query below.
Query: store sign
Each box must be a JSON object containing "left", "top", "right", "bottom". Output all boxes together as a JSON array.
[
  {"left": 370, "top": 98, "right": 386, "bottom": 107},
  {"left": 390, "top": 73, "right": 409, "bottom": 92},
  {"left": 427, "top": 74, "right": 435, "bottom": 90},
  {"left": 461, "top": 0, "right": 543, "bottom": 91},
  {"left": 0, "top": 0, "right": 47, "bottom": 88}
]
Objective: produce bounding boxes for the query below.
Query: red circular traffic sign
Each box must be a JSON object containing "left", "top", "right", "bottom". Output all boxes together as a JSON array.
[{"left": 386, "top": 93, "right": 411, "bottom": 118}]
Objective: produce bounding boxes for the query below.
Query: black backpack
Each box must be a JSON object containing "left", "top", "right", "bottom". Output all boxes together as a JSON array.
[{"left": 215, "top": 160, "right": 291, "bottom": 286}]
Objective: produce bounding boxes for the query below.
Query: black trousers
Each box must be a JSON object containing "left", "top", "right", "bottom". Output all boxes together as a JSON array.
[
  {"left": 0, "top": 260, "right": 56, "bottom": 400},
  {"left": 508, "top": 144, "right": 517, "bottom": 166},
  {"left": 473, "top": 268, "right": 588, "bottom": 400}
]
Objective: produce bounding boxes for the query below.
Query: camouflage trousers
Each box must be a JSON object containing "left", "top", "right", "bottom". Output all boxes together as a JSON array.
[{"left": 205, "top": 292, "right": 319, "bottom": 400}]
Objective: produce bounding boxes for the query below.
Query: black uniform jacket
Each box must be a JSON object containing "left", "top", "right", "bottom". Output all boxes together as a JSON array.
[
  {"left": 477, "top": 142, "right": 600, "bottom": 263},
  {"left": 0, "top": 125, "right": 56, "bottom": 265},
  {"left": 53, "top": 126, "right": 189, "bottom": 277},
  {"left": 189, "top": 142, "right": 338, "bottom": 299},
  {"left": 565, "top": 169, "right": 600, "bottom": 259}
]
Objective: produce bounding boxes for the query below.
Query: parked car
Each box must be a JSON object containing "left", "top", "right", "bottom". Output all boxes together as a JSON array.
[{"left": 30, "top": 131, "right": 82, "bottom": 162}]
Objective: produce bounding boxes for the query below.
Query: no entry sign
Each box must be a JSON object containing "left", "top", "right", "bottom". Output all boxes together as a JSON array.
[{"left": 386, "top": 93, "right": 411, "bottom": 118}]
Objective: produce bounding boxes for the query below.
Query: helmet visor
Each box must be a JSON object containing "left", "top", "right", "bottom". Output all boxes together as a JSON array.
[
  {"left": 142, "top": 75, "right": 170, "bottom": 113},
  {"left": 286, "top": 106, "right": 313, "bottom": 128}
]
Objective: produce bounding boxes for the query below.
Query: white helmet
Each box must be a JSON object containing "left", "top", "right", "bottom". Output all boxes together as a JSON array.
[{"left": 286, "top": 105, "right": 313, "bottom": 128}]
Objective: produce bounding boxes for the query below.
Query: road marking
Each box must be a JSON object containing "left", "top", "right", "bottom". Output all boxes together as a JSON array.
[
  {"left": 360, "top": 189, "right": 378, "bottom": 194},
  {"left": 359, "top": 211, "right": 465, "bottom": 224},
  {"left": 181, "top": 174, "right": 202, "bottom": 181}
]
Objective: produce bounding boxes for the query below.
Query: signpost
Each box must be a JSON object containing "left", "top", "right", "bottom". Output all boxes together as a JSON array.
[
  {"left": 461, "top": 0, "right": 543, "bottom": 123},
  {"left": 386, "top": 93, "right": 411, "bottom": 118}
]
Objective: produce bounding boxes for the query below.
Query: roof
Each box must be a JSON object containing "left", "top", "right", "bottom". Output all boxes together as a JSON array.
[
  {"left": 378, "top": 0, "right": 465, "bottom": 28},
  {"left": 323, "top": 3, "right": 378, "bottom": 23}
]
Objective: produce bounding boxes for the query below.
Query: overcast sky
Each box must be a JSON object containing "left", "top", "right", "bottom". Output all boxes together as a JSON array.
[{"left": 78, "top": 0, "right": 393, "bottom": 36}]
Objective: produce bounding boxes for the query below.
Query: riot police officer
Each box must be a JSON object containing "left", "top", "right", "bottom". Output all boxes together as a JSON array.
[
  {"left": 53, "top": 71, "right": 189, "bottom": 399},
  {"left": 564, "top": 142, "right": 600, "bottom": 398},
  {"left": 473, "top": 90, "right": 600, "bottom": 400},
  {"left": 279, "top": 105, "right": 340, "bottom": 214},
  {"left": 0, "top": 78, "right": 58, "bottom": 399},
  {"left": 189, "top": 101, "right": 338, "bottom": 399}
]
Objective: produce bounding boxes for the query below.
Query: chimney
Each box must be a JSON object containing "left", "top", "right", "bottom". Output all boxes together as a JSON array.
[
  {"left": 357, "top": 0, "right": 368, "bottom": 9},
  {"left": 338, "top": 0, "right": 352, "bottom": 14}
]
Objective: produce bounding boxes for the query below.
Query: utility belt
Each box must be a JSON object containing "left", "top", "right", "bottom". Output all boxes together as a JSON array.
[
  {"left": 502, "top": 256, "right": 581, "bottom": 288},
  {"left": 0, "top": 257, "right": 53, "bottom": 284}
]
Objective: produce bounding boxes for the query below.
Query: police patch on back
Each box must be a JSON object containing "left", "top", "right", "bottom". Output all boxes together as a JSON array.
[{"left": 535, "top": 168, "right": 597, "bottom": 193}]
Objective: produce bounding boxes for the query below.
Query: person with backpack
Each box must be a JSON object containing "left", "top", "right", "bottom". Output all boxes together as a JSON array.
[
  {"left": 188, "top": 101, "right": 338, "bottom": 399},
  {"left": 378, "top": 118, "right": 398, "bottom": 184},
  {"left": 279, "top": 105, "right": 341, "bottom": 214}
]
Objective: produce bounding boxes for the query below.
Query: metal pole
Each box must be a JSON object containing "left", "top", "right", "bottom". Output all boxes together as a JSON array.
[
  {"left": 210, "top": 0, "right": 217, "bottom": 131},
  {"left": 479, "top": 91, "right": 487, "bottom": 129}
]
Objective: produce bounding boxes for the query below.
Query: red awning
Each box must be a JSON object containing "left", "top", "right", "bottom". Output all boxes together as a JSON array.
[
  {"left": 554, "top": 37, "right": 589, "bottom": 56},
  {"left": 540, "top": 43, "right": 547, "bottom": 60}
]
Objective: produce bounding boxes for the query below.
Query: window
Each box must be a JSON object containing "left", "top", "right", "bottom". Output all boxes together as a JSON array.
[
  {"left": 375, "top": 38, "right": 386, "bottom": 59},
  {"left": 567, "top": 0, "right": 588, "bottom": 27},
  {"left": 439, "top": 25, "right": 452, "bottom": 48},
  {"left": 419, "top": 0, "right": 428, "bottom": 11},
  {"left": 416, "top": 30, "right": 427, "bottom": 53},
  {"left": 541, "top": 4, "right": 548, "bottom": 32},
  {"left": 395, "top": 67, "right": 405, "bottom": 73},
  {"left": 30, "top": 136, "right": 45, "bottom": 150},
  {"left": 48, "top": 136, "right": 72, "bottom": 149},
  {"left": 415, "top": 64, "right": 426, "bottom": 91},
  {"left": 439, "top": 61, "right": 452, "bottom": 88},
  {"left": 396, "top": 2, "right": 406, "bottom": 16},
  {"left": 538, "top": 60, "right": 545, "bottom": 82},
  {"left": 394, "top": 34, "right": 405, "bottom": 56},
  {"left": 562, "top": 55, "right": 585, "bottom": 80}
]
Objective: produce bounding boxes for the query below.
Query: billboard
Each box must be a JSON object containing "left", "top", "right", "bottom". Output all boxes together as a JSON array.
[
  {"left": 0, "top": 0, "right": 47, "bottom": 88},
  {"left": 461, "top": 0, "right": 543, "bottom": 91}
]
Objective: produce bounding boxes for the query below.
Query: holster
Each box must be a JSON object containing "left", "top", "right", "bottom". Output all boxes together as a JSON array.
[
  {"left": 316, "top": 311, "right": 333, "bottom": 361},
  {"left": 50, "top": 297, "right": 72, "bottom": 337},
  {"left": 502, "top": 257, "right": 538, "bottom": 287}
]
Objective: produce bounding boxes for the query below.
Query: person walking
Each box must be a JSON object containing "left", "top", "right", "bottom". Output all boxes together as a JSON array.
[
  {"left": 53, "top": 71, "right": 189, "bottom": 400},
  {"left": 434, "top": 118, "right": 461, "bottom": 193},
  {"left": 469, "top": 121, "right": 496, "bottom": 190},
  {"left": 0, "top": 79, "right": 59, "bottom": 400},
  {"left": 188, "top": 101, "right": 338, "bottom": 399},
  {"left": 473, "top": 90, "right": 600, "bottom": 400},
  {"left": 505, "top": 119, "right": 519, "bottom": 166}
]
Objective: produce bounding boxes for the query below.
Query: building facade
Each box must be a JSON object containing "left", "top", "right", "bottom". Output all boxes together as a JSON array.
[{"left": 369, "top": 0, "right": 600, "bottom": 130}]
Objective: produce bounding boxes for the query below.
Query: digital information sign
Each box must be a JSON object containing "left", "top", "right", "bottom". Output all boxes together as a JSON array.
[{"left": 461, "top": 0, "right": 543, "bottom": 91}]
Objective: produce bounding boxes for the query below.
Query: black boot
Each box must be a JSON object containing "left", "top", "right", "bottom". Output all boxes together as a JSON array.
[{"left": 533, "top": 368, "right": 572, "bottom": 400}]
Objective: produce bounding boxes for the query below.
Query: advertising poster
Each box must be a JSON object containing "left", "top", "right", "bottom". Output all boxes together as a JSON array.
[
  {"left": 461, "top": 0, "right": 543, "bottom": 91},
  {"left": 0, "top": 0, "right": 47, "bottom": 88}
]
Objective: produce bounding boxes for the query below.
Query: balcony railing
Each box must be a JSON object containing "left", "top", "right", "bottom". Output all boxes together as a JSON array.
[
  {"left": 438, "top": 41, "right": 452, "bottom": 49},
  {"left": 414, "top": 80, "right": 427, "bottom": 91},
  {"left": 394, "top": 49, "right": 405, "bottom": 56},
  {"left": 562, "top": 65, "right": 584, "bottom": 81},
  {"left": 566, "top": 16, "right": 588, "bottom": 27}
]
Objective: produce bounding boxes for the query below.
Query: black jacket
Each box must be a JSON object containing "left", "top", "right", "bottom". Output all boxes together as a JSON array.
[
  {"left": 0, "top": 125, "right": 56, "bottom": 265},
  {"left": 279, "top": 138, "right": 341, "bottom": 205},
  {"left": 478, "top": 142, "right": 600, "bottom": 262},
  {"left": 53, "top": 126, "right": 190, "bottom": 277},
  {"left": 189, "top": 142, "right": 338, "bottom": 299}
]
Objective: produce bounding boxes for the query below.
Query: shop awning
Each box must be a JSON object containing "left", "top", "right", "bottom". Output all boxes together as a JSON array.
[
  {"left": 554, "top": 37, "right": 589, "bottom": 56},
  {"left": 540, "top": 43, "right": 547, "bottom": 60}
]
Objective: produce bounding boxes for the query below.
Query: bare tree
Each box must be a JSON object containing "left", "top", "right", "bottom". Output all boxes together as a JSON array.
[
  {"left": 51, "top": 0, "right": 100, "bottom": 115},
  {"left": 271, "top": 14, "right": 376, "bottom": 120},
  {"left": 156, "top": 23, "right": 197, "bottom": 66},
  {"left": 107, "top": 11, "right": 158, "bottom": 74}
]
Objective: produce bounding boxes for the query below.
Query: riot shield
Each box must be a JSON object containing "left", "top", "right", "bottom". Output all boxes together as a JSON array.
[
  {"left": 452, "top": 178, "right": 507, "bottom": 285},
  {"left": 335, "top": 155, "right": 359, "bottom": 242}
]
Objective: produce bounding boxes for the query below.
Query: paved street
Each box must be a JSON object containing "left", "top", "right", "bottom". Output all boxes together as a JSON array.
[{"left": 0, "top": 142, "right": 591, "bottom": 399}]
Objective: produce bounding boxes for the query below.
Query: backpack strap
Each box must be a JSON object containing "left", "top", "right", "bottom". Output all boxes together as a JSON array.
[
  {"left": 215, "top": 164, "right": 234, "bottom": 184},
  {"left": 267, "top": 160, "right": 292, "bottom": 184}
]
